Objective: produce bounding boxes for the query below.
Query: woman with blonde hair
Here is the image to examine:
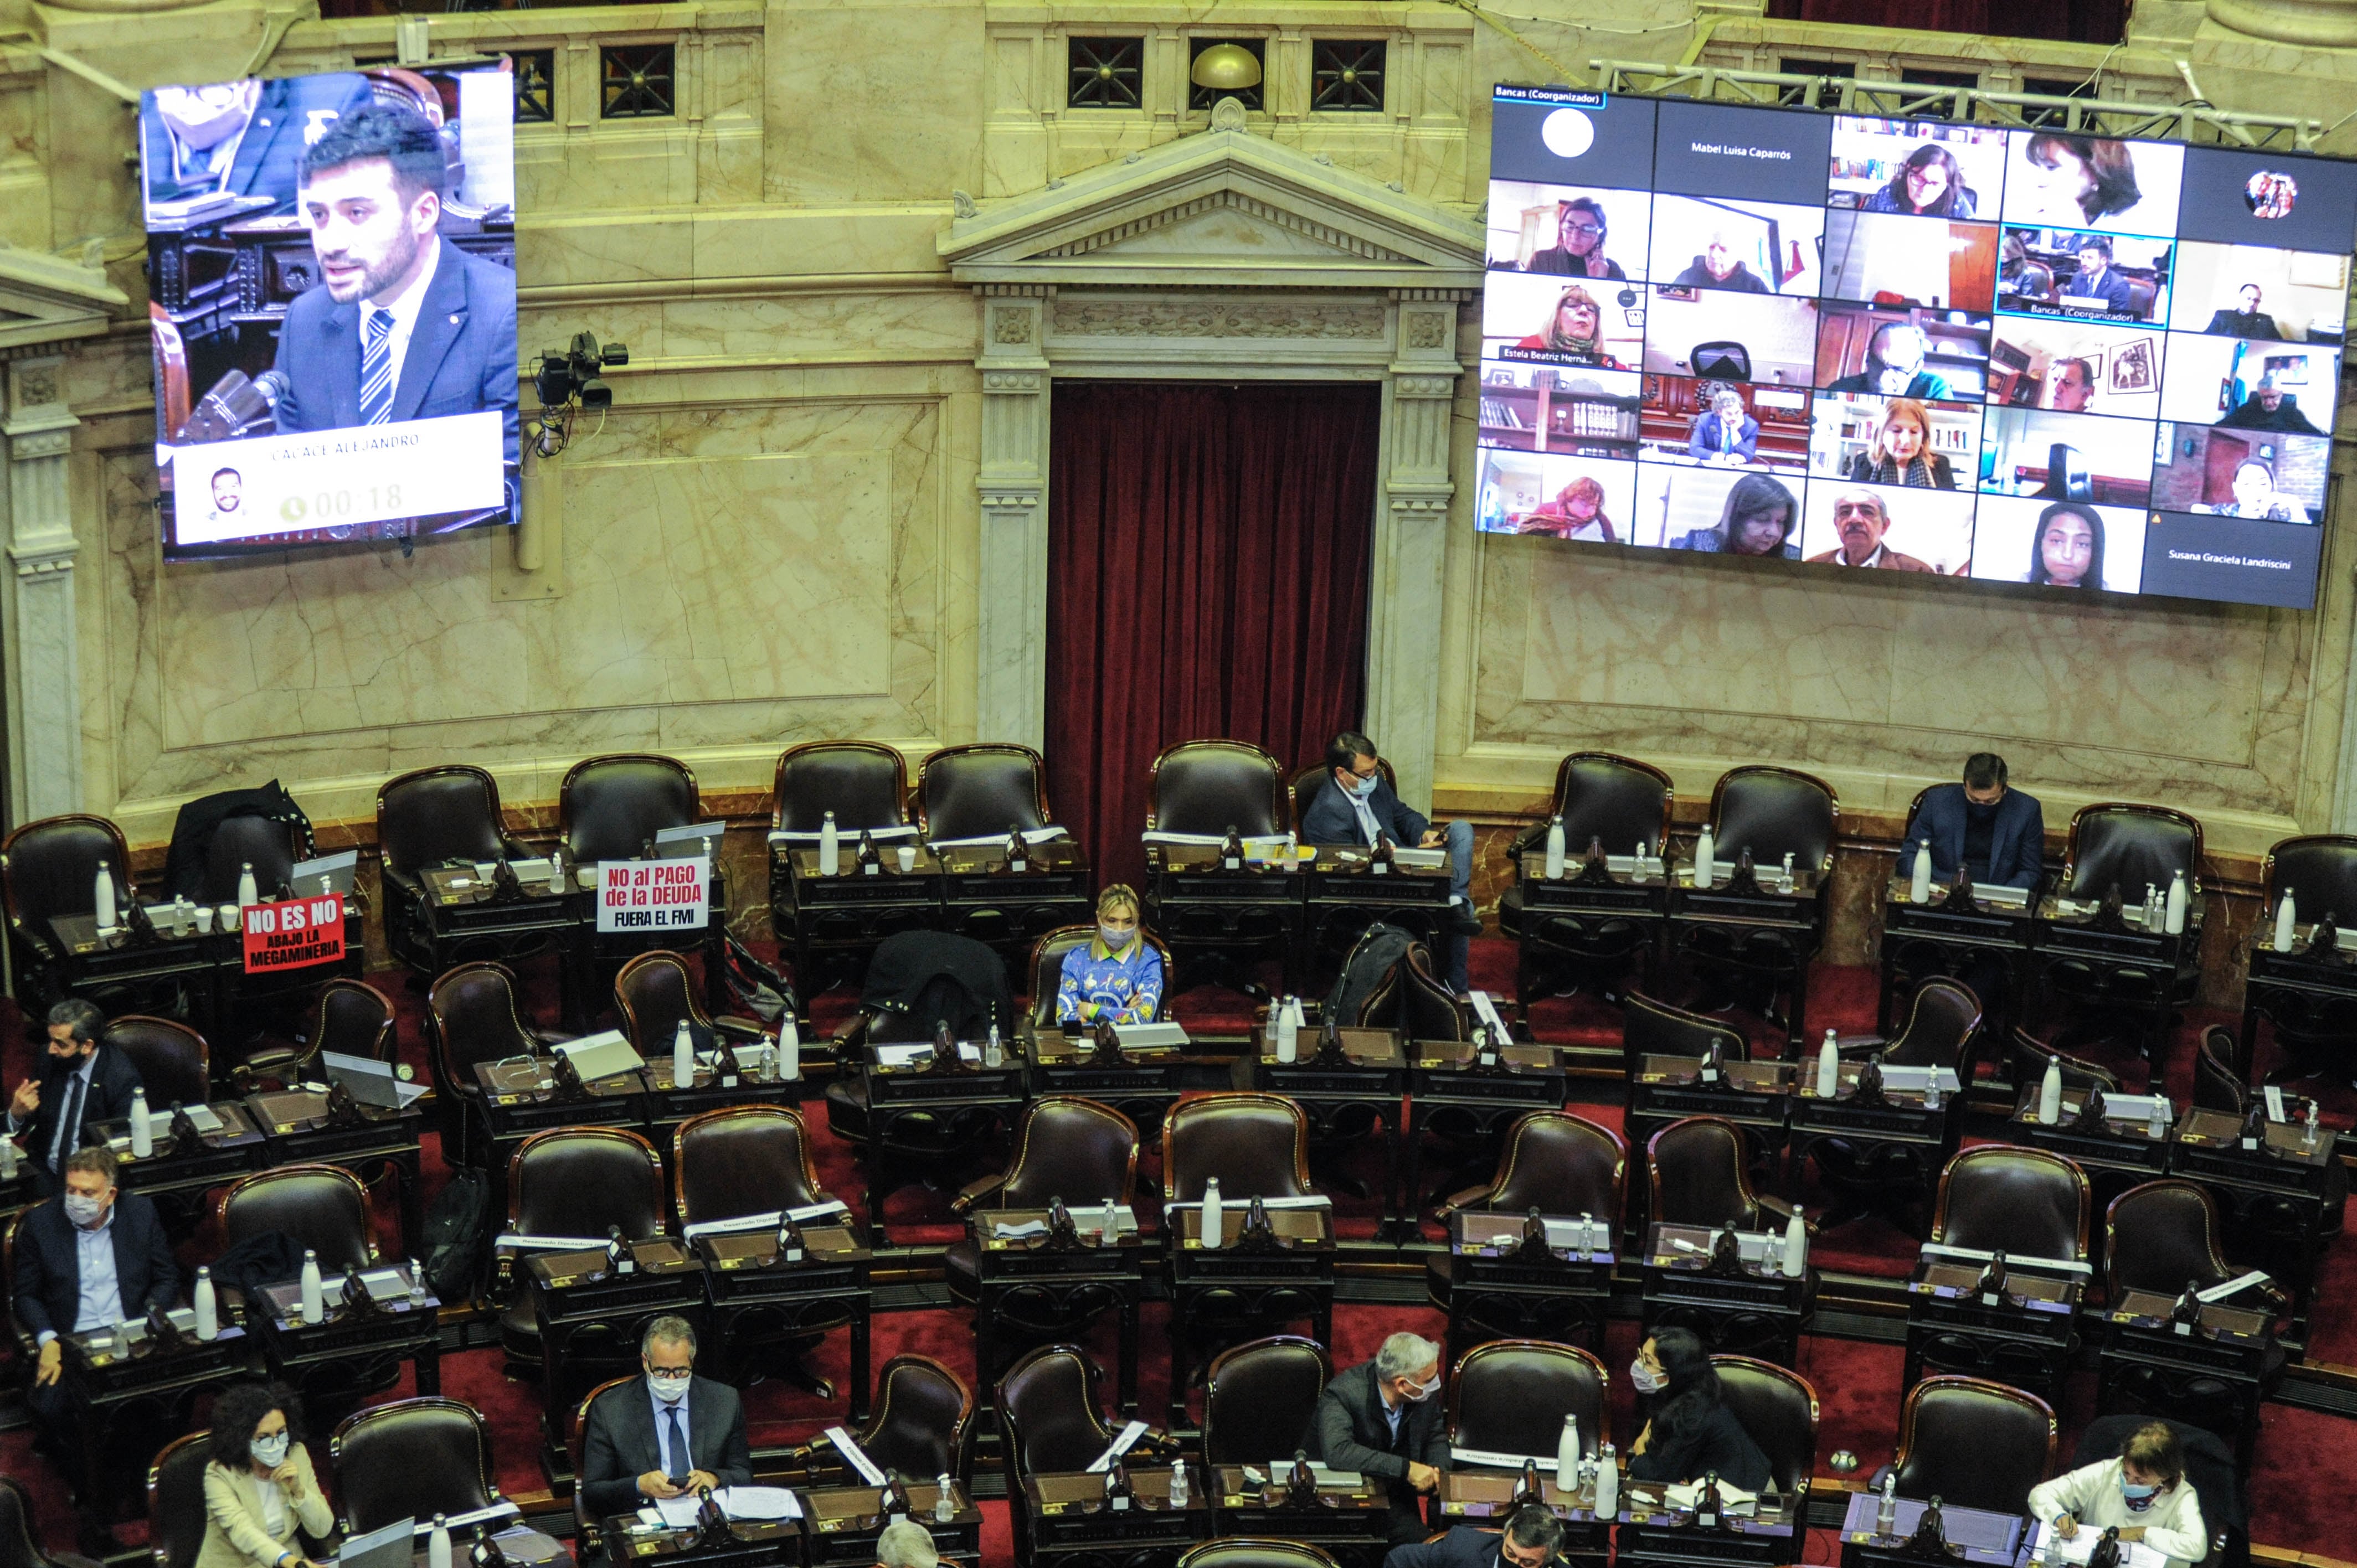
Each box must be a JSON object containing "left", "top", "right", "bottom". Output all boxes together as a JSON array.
[
  {"left": 1514, "top": 284, "right": 1625, "bottom": 367},
  {"left": 1845, "top": 398, "right": 1955, "bottom": 488},
  {"left": 1055, "top": 884, "right": 1164, "bottom": 1027}
]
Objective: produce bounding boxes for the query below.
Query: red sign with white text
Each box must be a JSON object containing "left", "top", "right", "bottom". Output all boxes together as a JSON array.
[{"left": 241, "top": 893, "right": 346, "bottom": 974}]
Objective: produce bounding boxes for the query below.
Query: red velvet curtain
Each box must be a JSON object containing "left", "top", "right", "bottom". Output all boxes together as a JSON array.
[
  {"left": 1763, "top": 0, "right": 2124, "bottom": 41},
  {"left": 1044, "top": 380, "right": 1383, "bottom": 894}
]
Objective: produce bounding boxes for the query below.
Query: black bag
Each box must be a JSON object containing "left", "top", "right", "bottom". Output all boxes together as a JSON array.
[
  {"left": 421, "top": 1167, "right": 492, "bottom": 1303},
  {"left": 1324, "top": 922, "right": 1417, "bottom": 1026},
  {"left": 722, "top": 933, "right": 797, "bottom": 1023}
]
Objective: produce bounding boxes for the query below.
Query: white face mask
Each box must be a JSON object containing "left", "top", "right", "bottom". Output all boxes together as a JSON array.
[
  {"left": 647, "top": 1368, "right": 692, "bottom": 1401},
  {"left": 1398, "top": 1372, "right": 1441, "bottom": 1404},
  {"left": 250, "top": 1432, "right": 290, "bottom": 1469},
  {"left": 1099, "top": 924, "right": 1134, "bottom": 951},
  {"left": 1348, "top": 771, "right": 1381, "bottom": 800},
  {"left": 62, "top": 1193, "right": 106, "bottom": 1227},
  {"left": 1630, "top": 1360, "right": 1665, "bottom": 1395}
]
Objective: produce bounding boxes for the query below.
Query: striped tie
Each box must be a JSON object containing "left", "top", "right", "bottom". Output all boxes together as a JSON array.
[{"left": 359, "top": 307, "right": 397, "bottom": 426}]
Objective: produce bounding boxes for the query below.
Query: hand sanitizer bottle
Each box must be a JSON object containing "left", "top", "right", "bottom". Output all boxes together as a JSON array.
[
  {"left": 1910, "top": 839, "right": 1933, "bottom": 902},
  {"left": 1694, "top": 826, "right": 1716, "bottom": 890},
  {"left": 1543, "top": 816, "right": 1567, "bottom": 880},
  {"left": 1202, "top": 1177, "right": 1224, "bottom": 1250},
  {"left": 299, "top": 1249, "right": 325, "bottom": 1325},
  {"left": 2149, "top": 1093, "right": 2170, "bottom": 1140},
  {"left": 2039, "top": 1056, "right": 2064, "bottom": 1125},
  {"left": 984, "top": 1023, "right": 1004, "bottom": 1069},
  {"left": 408, "top": 1257, "right": 429, "bottom": 1307},
  {"left": 2165, "top": 869, "right": 2189, "bottom": 936},
  {"left": 935, "top": 1474, "right": 958, "bottom": 1522},
  {"left": 672, "top": 1020, "right": 695, "bottom": 1090},
  {"left": 1876, "top": 1472, "right": 1898, "bottom": 1537},
  {"left": 1167, "top": 1458, "right": 1189, "bottom": 1508},
  {"left": 1815, "top": 1029, "right": 1839, "bottom": 1098},
  {"left": 236, "top": 862, "right": 259, "bottom": 911},
  {"left": 193, "top": 1267, "right": 218, "bottom": 1340},
  {"left": 128, "top": 1087, "right": 153, "bottom": 1159},
  {"left": 819, "top": 811, "right": 840, "bottom": 876}
]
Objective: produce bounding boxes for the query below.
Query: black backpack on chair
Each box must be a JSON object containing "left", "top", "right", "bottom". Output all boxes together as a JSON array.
[
  {"left": 1324, "top": 922, "right": 1417, "bottom": 1027},
  {"left": 421, "top": 1166, "right": 492, "bottom": 1303}
]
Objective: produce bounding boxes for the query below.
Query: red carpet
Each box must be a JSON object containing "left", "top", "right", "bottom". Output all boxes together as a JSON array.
[{"left": 0, "top": 940, "right": 2348, "bottom": 1560}]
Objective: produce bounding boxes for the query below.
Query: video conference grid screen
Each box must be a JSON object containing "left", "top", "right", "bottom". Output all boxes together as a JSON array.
[
  {"left": 1481, "top": 87, "right": 2357, "bottom": 609},
  {"left": 142, "top": 66, "right": 519, "bottom": 556}
]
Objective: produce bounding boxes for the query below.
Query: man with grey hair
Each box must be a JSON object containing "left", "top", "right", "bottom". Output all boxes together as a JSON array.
[
  {"left": 875, "top": 1519, "right": 940, "bottom": 1568},
  {"left": 1308, "top": 1330, "right": 1450, "bottom": 1543},
  {"left": 577, "top": 1313, "right": 752, "bottom": 1518},
  {"left": 1386, "top": 1504, "right": 1566, "bottom": 1567}
]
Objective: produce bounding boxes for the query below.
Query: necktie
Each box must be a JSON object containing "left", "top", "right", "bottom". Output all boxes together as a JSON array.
[
  {"left": 664, "top": 1403, "right": 689, "bottom": 1482},
  {"left": 359, "top": 308, "right": 397, "bottom": 426},
  {"left": 50, "top": 1072, "right": 82, "bottom": 1173}
]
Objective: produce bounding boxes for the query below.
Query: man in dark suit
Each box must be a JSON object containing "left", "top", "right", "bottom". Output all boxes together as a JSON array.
[
  {"left": 14, "top": 1147, "right": 179, "bottom": 1430},
  {"left": 2215, "top": 374, "right": 2324, "bottom": 434},
  {"left": 7, "top": 1000, "right": 145, "bottom": 1194},
  {"left": 1685, "top": 388, "right": 1759, "bottom": 465},
  {"left": 579, "top": 1316, "right": 753, "bottom": 1518},
  {"left": 1385, "top": 1507, "right": 1565, "bottom": 1567},
  {"left": 1307, "top": 1332, "right": 1450, "bottom": 1543},
  {"left": 1902, "top": 752, "right": 2046, "bottom": 891},
  {"left": 269, "top": 103, "right": 519, "bottom": 467},
  {"left": 142, "top": 74, "right": 377, "bottom": 215},
  {"left": 2202, "top": 285, "right": 2281, "bottom": 341},
  {"left": 1301, "top": 733, "right": 1481, "bottom": 994},
  {"left": 2064, "top": 236, "right": 2139, "bottom": 314}
]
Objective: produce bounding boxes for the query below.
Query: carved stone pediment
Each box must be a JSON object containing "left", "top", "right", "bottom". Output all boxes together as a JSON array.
[
  {"left": 0, "top": 246, "right": 126, "bottom": 359},
  {"left": 940, "top": 117, "right": 1484, "bottom": 292}
]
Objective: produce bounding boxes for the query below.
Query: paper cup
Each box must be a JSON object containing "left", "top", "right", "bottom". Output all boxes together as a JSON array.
[
  {"left": 192, "top": 906, "right": 214, "bottom": 933},
  {"left": 220, "top": 905, "right": 242, "bottom": 932},
  {"left": 896, "top": 845, "right": 918, "bottom": 872}
]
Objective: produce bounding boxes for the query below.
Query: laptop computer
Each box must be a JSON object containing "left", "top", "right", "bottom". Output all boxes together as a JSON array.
[
  {"left": 338, "top": 1518, "right": 414, "bottom": 1568},
  {"left": 654, "top": 822, "right": 725, "bottom": 860},
  {"left": 290, "top": 849, "right": 359, "bottom": 897},
  {"left": 321, "top": 1050, "right": 426, "bottom": 1110}
]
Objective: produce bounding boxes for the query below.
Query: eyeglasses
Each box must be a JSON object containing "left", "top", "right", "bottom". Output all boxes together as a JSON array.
[{"left": 1562, "top": 221, "right": 1605, "bottom": 238}]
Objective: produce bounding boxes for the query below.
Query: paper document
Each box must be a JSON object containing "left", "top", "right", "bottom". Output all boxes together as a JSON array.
[
  {"left": 652, "top": 1488, "right": 800, "bottom": 1526},
  {"left": 681, "top": 1201, "right": 850, "bottom": 1240},
  {"left": 494, "top": 1232, "right": 611, "bottom": 1255},
  {"left": 2027, "top": 1521, "right": 2166, "bottom": 1568},
  {"left": 1141, "top": 831, "right": 1293, "bottom": 849},
  {"left": 1666, "top": 1479, "right": 1757, "bottom": 1514},
  {"left": 769, "top": 824, "right": 919, "bottom": 845},
  {"left": 2198, "top": 1269, "right": 2274, "bottom": 1303},
  {"left": 928, "top": 826, "right": 1069, "bottom": 849},
  {"left": 824, "top": 1427, "right": 887, "bottom": 1486},
  {"left": 874, "top": 1041, "right": 982, "bottom": 1068},
  {"left": 1453, "top": 1447, "right": 1552, "bottom": 1470},
  {"left": 1084, "top": 1420, "right": 1148, "bottom": 1472},
  {"left": 134, "top": 1103, "right": 223, "bottom": 1136}
]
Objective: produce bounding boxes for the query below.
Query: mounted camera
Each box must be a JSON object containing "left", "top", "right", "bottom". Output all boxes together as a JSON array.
[{"left": 529, "top": 331, "right": 629, "bottom": 457}]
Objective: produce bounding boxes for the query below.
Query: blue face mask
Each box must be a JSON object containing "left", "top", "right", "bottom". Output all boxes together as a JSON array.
[
  {"left": 1347, "top": 771, "right": 1380, "bottom": 799},
  {"left": 2120, "top": 1478, "right": 2159, "bottom": 1507}
]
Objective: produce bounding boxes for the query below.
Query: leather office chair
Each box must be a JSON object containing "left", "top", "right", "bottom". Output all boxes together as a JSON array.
[
  {"left": 1711, "top": 766, "right": 1838, "bottom": 875},
  {"left": 2010, "top": 1027, "right": 2125, "bottom": 1097},
  {"left": 1026, "top": 925, "right": 1176, "bottom": 1027},
  {"left": 500, "top": 1127, "right": 665, "bottom": 1367},
  {"left": 1177, "top": 1544, "right": 1340, "bottom": 1568},
  {"left": 331, "top": 1396, "right": 502, "bottom": 1534},
  {"left": 1504, "top": 751, "right": 1673, "bottom": 998},
  {"left": 674, "top": 1105, "right": 832, "bottom": 1225},
  {"left": 1361, "top": 943, "right": 1469, "bottom": 1041},
  {"left": 1146, "top": 741, "right": 1285, "bottom": 839},
  {"left": 788, "top": 1354, "right": 977, "bottom": 1485},
  {"left": 1691, "top": 342, "right": 1751, "bottom": 381},
  {"left": 426, "top": 962, "right": 563, "bottom": 1168},
  {"left": 377, "top": 766, "right": 528, "bottom": 972},
  {"left": 235, "top": 976, "right": 398, "bottom": 1088},
  {"left": 2250, "top": 834, "right": 2357, "bottom": 1072},
  {"left": 771, "top": 741, "right": 909, "bottom": 833},
  {"left": 218, "top": 1164, "right": 378, "bottom": 1272},
  {"left": 1932, "top": 1146, "right": 2088, "bottom": 1261},
  {"left": 1807, "top": 980, "right": 1980, "bottom": 1221},
  {"left": 104, "top": 1015, "right": 210, "bottom": 1107},
  {"left": 1648, "top": 1116, "right": 1800, "bottom": 1233},
  {"left": 1874, "top": 979, "right": 1983, "bottom": 1071},
  {"left": 1888, "top": 1376, "right": 2056, "bottom": 1514},
  {"left": 2193, "top": 1028, "right": 2247, "bottom": 1115},
  {"left": 2044, "top": 804, "right": 2205, "bottom": 1059},
  {"left": 1202, "top": 1336, "right": 1331, "bottom": 1466},
  {"left": 147, "top": 1431, "right": 213, "bottom": 1568},
  {"left": 1445, "top": 1339, "right": 1606, "bottom": 1462},
  {"left": 1623, "top": 991, "right": 1751, "bottom": 1077},
  {"left": 1438, "top": 1110, "right": 1626, "bottom": 1221},
  {"left": 919, "top": 744, "right": 1054, "bottom": 841},
  {"left": 1712, "top": 1356, "right": 1817, "bottom": 1508},
  {"left": 996, "top": 1345, "right": 1172, "bottom": 1560},
  {"left": 946, "top": 1097, "right": 1139, "bottom": 1308},
  {"left": 1, "top": 814, "right": 133, "bottom": 1015},
  {"left": 198, "top": 813, "right": 303, "bottom": 907},
  {"left": 569, "top": 1376, "right": 636, "bottom": 1554},
  {"left": 560, "top": 754, "right": 698, "bottom": 864},
  {"left": 2104, "top": 1180, "right": 2266, "bottom": 1305},
  {"left": 0, "top": 1476, "right": 86, "bottom": 1568},
  {"left": 1162, "top": 1093, "right": 1314, "bottom": 1205},
  {"left": 616, "top": 950, "right": 766, "bottom": 1058}
]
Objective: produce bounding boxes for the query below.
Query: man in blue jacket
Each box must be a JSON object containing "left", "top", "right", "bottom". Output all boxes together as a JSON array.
[
  {"left": 1301, "top": 731, "right": 1481, "bottom": 993},
  {"left": 1900, "top": 752, "right": 2046, "bottom": 891}
]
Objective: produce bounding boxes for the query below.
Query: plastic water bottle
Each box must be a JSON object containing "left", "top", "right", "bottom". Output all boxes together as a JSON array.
[
  {"left": 984, "top": 1023, "right": 1004, "bottom": 1069},
  {"left": 2149, "top": 1094, "right": 2170, "bottom": 1140},
  {"left": 1556, "top": 1414, "right": 1581, "bottom": 1491},
  {"left": 1543, "top": 816, "right": 1567, "bottom": 880},
  {"left": 778, "top": 1017, "right": 801, "bottom": 1082},
  {"left": 2277, "top": 889, "right": 2298, "bottom": 951},
  {"left": 429, "top": 1517, "right": 452, "bottom": 1568},
  {"left": 1282, "top": 831, "right": 1299, "bottom": 872},
  {"left": 819, "top": 811, "right": 840, "bottom": 876},
  {"left": 673, "top": 1021, "right": 695, "bottom": 1090},
  {"left": 128, "top": 1087, "right": 152, "bottom": 1159},
  {"left": 1910, "top": 839, "right": 1933, "bottom": 902},
  {"left": 935, "top": 1474, "right": 958, "bottom": 1523},
  {"left": 1202, "top": 1178, "right": 1225, "bottom": 1250},
  {"left": 236, "top": 862, "right": 259, "bottom": 911},
  {"left": 94, "top": 865, "right": 116, "bottom": 931},
  {"left": 2165, "top": 869, "right": 2189, "bottom": 935},
  {"left": 408, "top": 1257, "right": 429, "bottom": 1307},
  {"left": 299, "top": 1249, "right": 324, "bottom": 1324},
  {"left": 1274, "top": 998, "right": 1299, "bottom": 1064},
  {"left": 1815, "top": 1029, "right": 1839, "bottom": 1099},
  {"left": 1167, "top": 1458, "right": 1190, "bottom": 1508},
  {"left": 1593, "top": 1443, "right": 1618, "bottom": 1517},
  {"left": 2038, "top": 1056, "right": 2063, "bottom": 1125},
  {"left": 1577, "top": 1211, "right": 1597, "bottom": 1256},
  {"left": 0, "top": 1137, "right": 18, "bottom": 1180},
  {"left": 1694, "top": 827, "right": 1716, "bottom": 890},
  {"left": 1783, "top": 1210, "right": 1807, "bottom": 1278},
  {"left": 193, "top": 1267, "right": 218, "bottom": 1340},
  {"left": 1876, "top": 1472, "right": 1898, "bottom": 1536}
]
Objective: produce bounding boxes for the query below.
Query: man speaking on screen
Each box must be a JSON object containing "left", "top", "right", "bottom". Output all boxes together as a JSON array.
[{"left": 269, "top": 103, "right": 517, "bottom": 464}]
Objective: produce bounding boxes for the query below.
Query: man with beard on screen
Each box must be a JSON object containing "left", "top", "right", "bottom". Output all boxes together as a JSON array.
[{"left": 269, "top": 102, "right": 517, "bottom": 460}]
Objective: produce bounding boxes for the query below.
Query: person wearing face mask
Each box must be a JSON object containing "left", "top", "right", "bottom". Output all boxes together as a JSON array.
[
  {"left": 7, "top": 999, "right": 146, "bottom": 1195},
  {"left": 1301, "top": 732, "right": 1482, "bottom": 995},
  {"left": 1383, "top": 1504, "right": 1563, "bottom": 1567},
  {"left": 1900, "top": 752, "right": 2045, "bottom": 893},
  {"left": 1308, "top": 1332, "right": 1452, "bottom": 1543},
  {"left": 578, "top": 1316, "right": 752, "bottom": 1518},
  {"left": 1055, "top": 884, "right": 1164, "bottom": 1028},
  {"left": 197, "top": 1381, "right": 333, "bottom": 1568},
  {"left": 13, "top": 1147, "right": 178, "bottom": 1442},
  {"left": 2029, "top": 1423, "right": 2207, "bottom": 1568},
  {"left": 1625, "top": 1330, "right": 1772, "bottom": 1492}
]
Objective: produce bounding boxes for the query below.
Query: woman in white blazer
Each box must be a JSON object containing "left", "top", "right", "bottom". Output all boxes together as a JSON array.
[{"left": 198, "top": 1383, "right": 334, "bottom": 1568}]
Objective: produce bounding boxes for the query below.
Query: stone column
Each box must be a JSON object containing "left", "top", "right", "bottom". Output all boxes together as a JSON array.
[
  {"left": 2, "top": 355, "right": 83, "bottom": 823},
  {"left": 2207, "top": 0, "right": 2357, "bottom": 43},
  {"left": 973, "top": 287, "right": 1052, "bottom": 752},
  {"left": 1362, "top": 292, "right": 1466, "bottom": 814}
]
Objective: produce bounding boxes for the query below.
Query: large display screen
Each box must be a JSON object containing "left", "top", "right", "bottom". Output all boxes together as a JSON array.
[
  {"left": 142, "top": 66, "right": 518, "bottom": 556},
  {"left": 1481, "top": 87, "right": 2357, "bottom": 608}
]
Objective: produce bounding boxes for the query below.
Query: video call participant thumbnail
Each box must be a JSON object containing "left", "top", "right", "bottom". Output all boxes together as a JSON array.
[
  {"left": 1844, "top": 397, "right": 1957, "bottom": 488},
  {"left": 1967, "top": 497, "right": 2147, "bottom": 592},
  {"left": 2140, "top": 513, "right": 2323, "bottom": 610},
  {"left": 1527, "top": 195, "right": 1628, "bottom": 278},
  {"left": 2174, "top": 143, "right": 2357, "bottom": 255},
  {"left": 1489, "top": 89, "right": 1658, "bottom": 190},
  {"left": 1650, "top": 195, "right": 1823, "bottom": 296},
  {"left": 1799, "top": 483, "right": 1977, "bottom": 573},
  {"left": 2001, "top": 131, "right": 2184, "bottom": 236},
  {"left": 1978, "top": 407, "right": 2155, "bottom": 510},
  {"left": 1509, "top": 283, "right": 1630, "bottom": 367},
  {"left": 1651, "top": 99, "right": 1835, "bottom": 208},
  {"left": 1826, "top": 117, "right": 2008, "bottom": 218},
  {"left": 1821, "top": 318, "right": 1959, "bottom": 400},
  {"left": 1661, "top": 471, "right": 1802, "bottom": 558},
  {"left": 1640, "top": 290, "right": 1819, "bottom": 388},
  {"left": 1820, "top": 211, "right": 1999, "bottom": 314},
  {"left": 2155, "top": 333, "right": 2338, "bottom": 430},
  {"left": 2214, "top": 373, "right": 2324, "bottom": 434},
  {"left": 2168, "top": 240, "right": 2349, "bottom": 341},
  {"left": 2150, "top": 425, "right": 2328, "bottom": 522},
  {"left": 269, "top": 102, "right": 519, "bottom": 462},
  {"left": 1807, "top": 487, "right": 1934, "bottom": 571}
]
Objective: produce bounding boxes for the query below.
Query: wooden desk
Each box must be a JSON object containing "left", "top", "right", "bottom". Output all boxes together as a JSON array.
[
  {"left": 1614, "top": 1483, "right": 1801, "bottom": 1568},
  {"left": 1144, "top": 845, "right": 1301, "bottom": 992},
  {"left": 406, "top": 865, "right": 586, "bottom": 1008},
  {"left": 1785, "top": 1065, "right": 1957, "bottom": 1227},
  {"left": 90, "top": 1101, "right": 266, "bottom": 1240},
  {"left": 1020, "top": 1469, "right": 1211, "bottom": 1565},
  {"left": 1668, "top": 866, "right": 1828, "bottom": 1053},
  {"left": 1022, "top": 1025, "right": 1188, "bottom": 1141},
  {"left": 770, "top": 844, "right": 943, "bottom": 996},
  {"left": 59, "top": 1311, "right": 249, "bottom": 1540},
  {"left": 1437, "top": 1469, "right": 1614, "bottom": 1568},
  {"left": 2099, "top": 1287, "right": 2276, "bottom": 1474},
  {"left": 640, "top": 1047, "right": 804, "bottom": 1163},
  {"left": 968, "top": 1206, "right": 1143, "bottom": 1414},
  {"left": 526, "top": 1241, "right": 707, "bottom": 1478},
  {"left": 2237, "top": 922, "right": 2357, "bottom": 1082},
  {"left": 797, "top": 1484, "right": 982, "bottom": 1568},
  {"left": 1299, "top": 849, "right": 1453, "bottom": 990},
  {"left": 935, "top": 840, "right": 1093, "bottom": 960},
  {"left": 470, "top": 1058, "right": 644, "bottom": 1218},
  {"left": 1166, "top": 1206, "right": 1335, "bottom": 1428},
  {"left": 1903, "top": 1256, "right": 2082, "bottom": 1406},
  {"left": 246, "top": 1088, "right": 426, "bottom": 1254},
  {"left": 1838, "top": 1493, "right": 2025, "bottom": 1568},
  {"left": 2008, "top": 1091, "right": 2170, "bottom": 1277},
  {"left": 857, "top": 1051, "right": 1024, "bottom": 1240},
  {"left": 248, "top": 1262, "right": 440, "bottom": 1403},
  {"left": 1877, "top": 878, "right": 2037, "bottom": 1042},
  {"left": 1250, "top": 1027, "right": 1408, "bottom": 1231},
  {"left": 1217, "top": 1464, "right": 1397, "bottom": 1568},
  {"left": 47, "top": 912, "right": 226, "bottom": 1039},
  {"left": 2168, "top": 1108, "right": 2337, "bottom": 1312},
  {"left": 694, "top": 1224, "right": 871, "bottom": 1419},
  {"left": 1513, "top": 850, "right": 1671, "bottom": 1008},
  {"left": 1626, "top": 1056, "right": 1792, "bottom": 1244},
  {"left": 1404, "top": 1040, "right": 1568, "bottom": 1243},
  {"left": 600, "top": 1515, "right": 799, "bottom": 1568},
  {"left": 1639, "top": 1221, "right": 1812, "bottom": 1365},
  {"left": 2034, "top": 893, "right": 2205, "bottom": 1061},
  {"left": 1435, "top": 1208, "right": 1616, "bottom": 1361}
]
